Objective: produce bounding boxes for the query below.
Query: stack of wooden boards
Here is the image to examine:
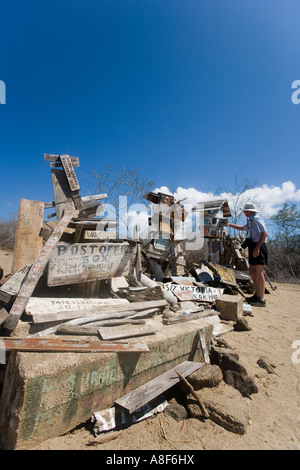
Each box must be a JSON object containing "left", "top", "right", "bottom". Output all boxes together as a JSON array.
[{"left": 0, "top": 154, "right": 142, "bottom": 339}]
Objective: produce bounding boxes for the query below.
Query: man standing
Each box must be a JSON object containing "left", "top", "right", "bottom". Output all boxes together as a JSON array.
[{"left": 228, "top": 203, "right": 268, "bottom": 307}]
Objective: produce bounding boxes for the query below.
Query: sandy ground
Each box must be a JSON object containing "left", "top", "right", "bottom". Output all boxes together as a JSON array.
[{"left": 0, "top": 248, "right": 299, "bottom": 451}]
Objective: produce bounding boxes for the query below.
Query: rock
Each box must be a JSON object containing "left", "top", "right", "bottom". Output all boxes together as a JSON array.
[
  {"left": 210, "top": 345, "right": 239, "bottom": 365},
  {"left": 223, "top": 370, "right": 258, "bottom": 397},
  {"left": 187, "top": 365, "right": 223, "bottom": 390},
  {"left": 187, "top": 382, "right": 250, "bottom": 435},
  {"left": 234, "top": 318, "right": 252, "bottom": 331},
  {"left": 218, "top": 354, "right": 248, "bottom": 376},
  {"left": 164, "top": 403, "right": 188, "bottom": 421},
  {"left": 257, "top": 357, "right": 277, "bottom": 374}
]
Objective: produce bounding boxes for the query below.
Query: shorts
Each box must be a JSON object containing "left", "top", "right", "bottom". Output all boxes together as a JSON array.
[{"left": 248, "top": 242, "right": 268, "bottom": 266}]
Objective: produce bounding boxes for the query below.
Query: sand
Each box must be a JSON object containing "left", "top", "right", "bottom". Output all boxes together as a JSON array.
[{"left": 0, "top": 248, "right": 299, "bottom": 450}]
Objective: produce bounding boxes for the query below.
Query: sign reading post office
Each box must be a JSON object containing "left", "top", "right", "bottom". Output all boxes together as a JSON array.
[{"left": 47, "top": 242, "right": 137, "bottom": 286}]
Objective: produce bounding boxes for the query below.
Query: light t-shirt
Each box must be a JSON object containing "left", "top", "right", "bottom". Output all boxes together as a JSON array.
[{"left": 242, "top": 213, "right": 268, "bottom": 242}]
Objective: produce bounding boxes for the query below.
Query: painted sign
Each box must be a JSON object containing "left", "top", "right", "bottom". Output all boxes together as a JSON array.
[
  {"left": 60, "top": 154, "right": 80, "bottom": 191},
  {"left": 84, "top": 230, "right": 116, "bottom": 240},
  {"left": 25, "top": 296, "right": 129, "bottom": 316},
  {"left": 163, "top": 283, "right": 224, "bottom": 302},
  {"left": 47, "top": 241, "right": 137, "bottom": 286},
  {"left": 208, "top": 263, "right": 236, "bottom": 286}
]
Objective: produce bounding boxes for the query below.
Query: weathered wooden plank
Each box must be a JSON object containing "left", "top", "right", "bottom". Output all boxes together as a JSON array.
[
  {"left": 60, "top": 154, "right": 81, "bottom": 192},
  {"left": 98, "top": 324, "right": 158, "bottom": 340},
  {"left": 30, "top": 299, "right": 167, "bottom": 324},
  {"left": 44, "top": 154, "right": 79, "bottom": 165},
  {"left": 47, "top": 241, "right": 138, "bottom": 286},
  {"left": 57, "top": 319, "right": 146, "bottom": 336},
  {"left": 162, "top": 310, "right": 215, "bottom": 325},
  {"left": 79, "top": 202, "right": 102, "bottom": 219},
  {"left": 198, "top": 330, "right": 210, "bottom": 365},
  {"left": 0, "top": 337, "right": 150, "bottom": 353},
  {"left": 51, "top": 168, "right": 75, "bottom": 219},
  {"left": 12, "top": 199, "right": 44, "bottom": 273},
  {"left": 0, "top": 264, "right": 31, "bottom": 305},
  {"left": 26, "top": 296, "right": 129, "bottom": 319},
  {"left": 44, "top": 194, "right": 108, "bottom": 210},
  {"left": 115, "top": 361, "right": 202, "bottom": 414},
  {"left": 0, "top": 308, "right": 9, "bottom": 326},
  {"left": 29, "top": 310, "right": 138, "bottom": 337},
  {"left": 3, "top": 210, "right": 78, "bottom": 331}
]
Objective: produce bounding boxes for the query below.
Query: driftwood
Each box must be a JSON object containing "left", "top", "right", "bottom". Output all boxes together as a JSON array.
[
  {"left": 163, "top": 309, "right": 214, "bottom": 325},
  {"left": 57, "top": 319, "right": 146, "bottom": 336},
  {"left": 175, "top": 370, "right": 209, "bottom": 418}
]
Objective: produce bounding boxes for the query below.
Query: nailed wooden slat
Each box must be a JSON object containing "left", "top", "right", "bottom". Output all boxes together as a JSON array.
[
  {"left": 44, "top": 154, "right": 79, "bottom": 165},
  {"left": 3, "top": 209, "right": 78, "bottom": 331},
  {"left": 115, "top": 361, "right": 202, "bottom": 414}
]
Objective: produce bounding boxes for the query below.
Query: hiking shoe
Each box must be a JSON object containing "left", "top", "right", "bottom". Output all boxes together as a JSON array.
[
  {"left": 247, "top": 294, "right": 258, "bottom": 303},
  {"left": 250, "top": 298, "right": 266, "bottom": 307}
]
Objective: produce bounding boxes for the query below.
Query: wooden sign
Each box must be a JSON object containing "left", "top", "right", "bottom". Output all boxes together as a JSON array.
[
  {"left": 163, "top": 283, "right": 224, "bottom": 302},
  {"left": 84, "top": 230, "right": 116, "bottom": 240},
  {"left": 60, "top": 154, "right": 81, "bottom": 191},
  {"left": 47, "top": 241, "right": 138, "bottom": 286},
  {"left": 25, "top": 296, "right": 129, "bottom": 316}
]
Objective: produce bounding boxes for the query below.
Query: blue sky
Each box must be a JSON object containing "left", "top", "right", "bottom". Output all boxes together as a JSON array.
[{"left": 1, "top": 0, "right": 300, "bottom": 222}]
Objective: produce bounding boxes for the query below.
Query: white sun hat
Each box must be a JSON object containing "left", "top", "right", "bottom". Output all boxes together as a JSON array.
[{"left": 240, "top": 203, "right": 259, "bottom": 212}]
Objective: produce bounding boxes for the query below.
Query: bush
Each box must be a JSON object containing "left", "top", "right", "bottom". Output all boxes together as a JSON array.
[{"left": 0, "top": 216, "right": 17, "bottom": 250}]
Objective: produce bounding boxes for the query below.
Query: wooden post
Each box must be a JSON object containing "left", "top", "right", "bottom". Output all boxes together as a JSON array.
[
  {"left": 12, "top": 199, "right": 44, "bottom": 273},
  {"left": 4, "top": 209, "right": 78, "bottom": 331}
]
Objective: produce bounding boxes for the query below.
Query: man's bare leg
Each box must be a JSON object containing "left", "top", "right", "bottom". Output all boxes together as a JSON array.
[{"left": 254, "top": 265, "right": 265, "bottom": 300}]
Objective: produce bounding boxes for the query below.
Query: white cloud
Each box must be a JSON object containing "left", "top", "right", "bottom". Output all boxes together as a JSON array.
[{"left": 154, "top": 181, "right": 300, "bottom": 218}]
